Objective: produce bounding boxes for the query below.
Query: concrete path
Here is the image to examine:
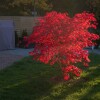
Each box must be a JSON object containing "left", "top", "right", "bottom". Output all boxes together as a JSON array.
[
  {"left": 86, "top": 48, "right": 100, "bottom": 55},
  {"left": 0, "top": 48, "right": 33, "bottom": 57},
  {"left": 0, "top": 48, "right": 33, "bottom": 70}
]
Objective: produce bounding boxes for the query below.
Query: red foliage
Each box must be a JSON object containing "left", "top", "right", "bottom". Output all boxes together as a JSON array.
[{"left": 28, "top": 11, "right": 99, "bottom": 80}]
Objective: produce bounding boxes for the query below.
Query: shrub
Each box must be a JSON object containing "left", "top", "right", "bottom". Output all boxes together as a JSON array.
[{"left": 28, "top": 11, "right": 99, "bottom": 80}]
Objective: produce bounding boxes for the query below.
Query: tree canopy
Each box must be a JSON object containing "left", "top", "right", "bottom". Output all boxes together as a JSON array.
[
  {"left": 0, "top": 0, "right": 99, "bottom": 19},
  {"left": 0, "top": 0, "right": 51, "bottom": 16},
  {"left": 87, "top": 0, "right": 100, "bottom": 20}
]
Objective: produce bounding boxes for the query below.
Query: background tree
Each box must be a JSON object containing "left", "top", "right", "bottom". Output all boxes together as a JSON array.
[
  {"left": 0, "top": 0, "right": 90, "bottom": 16},
  {"left": 48, "top": 0, "right": 89, "bottom": 16},
  {"left": 35, "top": 0, "right": 52, "bottom": 15},
  {"left": 87, "top": 0, "right": 100, "bottom": 20},
  {"left": 86, "top": 0, "right": 100, "bottom": 49},
  {"left": 0, "top": 0, "right": 32, "bottom": 15},
  {"left": 0, "top": 0, "right": 51, "bottom": 16}
]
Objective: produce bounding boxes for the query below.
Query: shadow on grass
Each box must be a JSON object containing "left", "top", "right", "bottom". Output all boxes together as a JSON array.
[{"left": 0, "top": 54, "right": 100, "bottom": 100}]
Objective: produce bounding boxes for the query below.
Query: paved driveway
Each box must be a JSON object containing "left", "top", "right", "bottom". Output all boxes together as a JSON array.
[
  {"left": 86, "top": 48, "right": 100, "bottom": 55},
  {"left": 0, "top": 48, "right": 33, "bottom": 70}
]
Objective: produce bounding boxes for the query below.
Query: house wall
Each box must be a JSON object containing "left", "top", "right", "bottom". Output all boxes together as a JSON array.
[{"left": 0, "top": 16, "right": 39, "bottom": 36}]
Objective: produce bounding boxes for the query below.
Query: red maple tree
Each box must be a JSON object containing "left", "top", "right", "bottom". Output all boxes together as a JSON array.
[{"left": 28, "top": 11, "right": 99, "bottom": 80}]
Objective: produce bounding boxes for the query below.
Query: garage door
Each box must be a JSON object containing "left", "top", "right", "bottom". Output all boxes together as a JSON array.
[{"left": 0, "top": 20, "right": 15, "bottom": 50}]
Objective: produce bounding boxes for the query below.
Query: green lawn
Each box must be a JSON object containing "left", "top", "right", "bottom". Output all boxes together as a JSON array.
[{"left": 0, "top": 54, "right": 100, "bottom": 100}]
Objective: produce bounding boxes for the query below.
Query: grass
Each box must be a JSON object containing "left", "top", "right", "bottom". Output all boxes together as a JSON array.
[{"left": 0, "top": 53, "right": 100, "bottom": 100}]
